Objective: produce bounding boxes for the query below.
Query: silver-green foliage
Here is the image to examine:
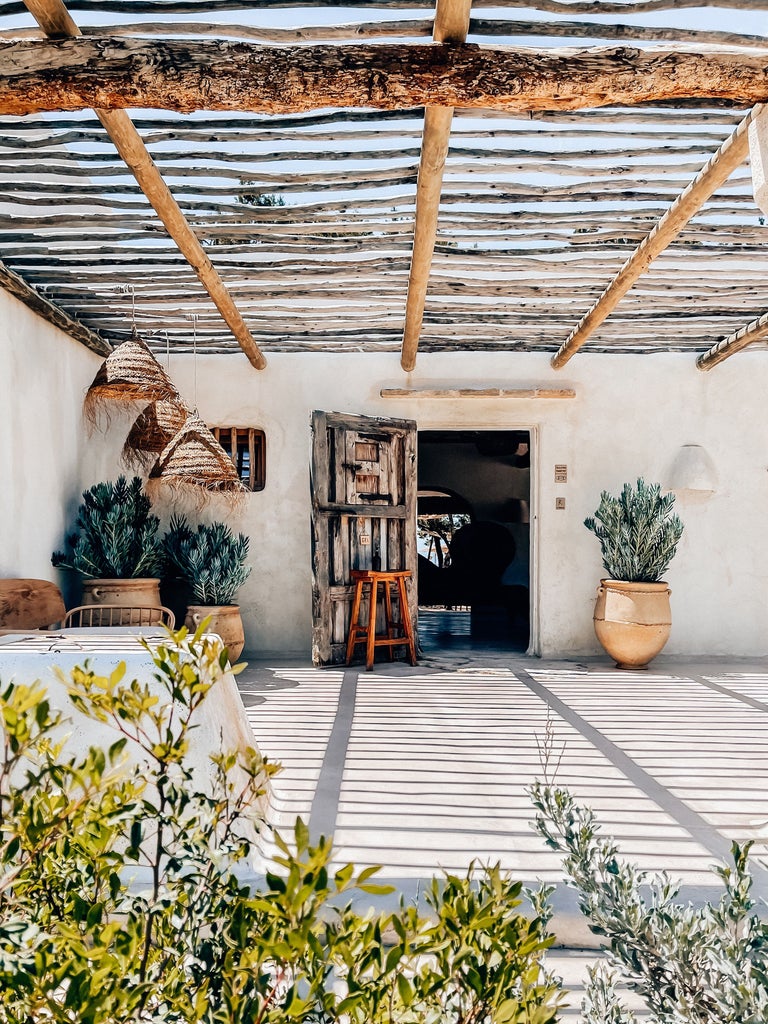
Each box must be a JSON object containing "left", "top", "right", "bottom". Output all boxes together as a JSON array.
[
  {"left": 163, "top": 514, "right": 251, "bottom": 605},
  {"left": 583, "top": 479, "right": 683, "bottom": 582},
  {"left": 0, "top": 627, "right": 563, "bottom": 1023},
  {"left": 52, "top": 475, "right": 164, "bottom": 579},
  {"left": 531, "top": 782, "right": 768, "bottom": 1024}
]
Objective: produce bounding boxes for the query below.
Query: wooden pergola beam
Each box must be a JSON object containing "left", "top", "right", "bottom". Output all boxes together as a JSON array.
[
  {"left": 3, "top": 39, "right": 768, "bottom": 116},
  {"left": 21, "top": 1, "right": 267, "bottom": 370},
  {"left": 550, "top": 105, "right": 761, "bottom": 369},
  {"left": 401, "top": 0, "right": 471, "bottom": 373},
  {"left": 0, "top": 259, "right": 111, "bottom": 356},
  {"left": 696, "top": 310, "right": 768, "bottom": 370}
]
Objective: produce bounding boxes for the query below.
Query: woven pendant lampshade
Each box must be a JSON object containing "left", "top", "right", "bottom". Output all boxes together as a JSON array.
[
  {"left": 122, "top": 398, "right": 191, "bottom": 469},
  {"left": 84, "top": 335, "right": 180, "bottom": 427},
  {"left": 147, "top": 415, "right": 247, "bottom": 506}
]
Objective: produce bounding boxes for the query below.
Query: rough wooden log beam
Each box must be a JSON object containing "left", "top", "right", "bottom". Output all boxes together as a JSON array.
[
  {"left": 696, "top": 310, "right": 768, "bottom": 369},
  {"left": 21, "top": 1, "right": 266, "bottom": 370},
  {"left": 2, "top": 39, "right": 768, "bottom": 115},
  {"left": 401, "top": 0, "right": 471, "bottom": 373},
  {"left": 0, "top": 258, "right": 111, "bottom": 356},
  {"left": 550, "top": 105, "right": 761, "bottom": 369}
]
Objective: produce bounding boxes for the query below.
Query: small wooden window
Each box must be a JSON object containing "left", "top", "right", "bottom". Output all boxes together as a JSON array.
[{"left": 211, "top": 427, "right": 266, "bottom": 491}]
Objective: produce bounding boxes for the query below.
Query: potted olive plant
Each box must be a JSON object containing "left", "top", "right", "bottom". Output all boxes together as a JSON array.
[
  {"left": 52, "top": 476, "right": 165, "bottom": 619},
  {"left": 584, "top": 479, "right": 684, "bottom": 669},
  {"left": 162, "top": 515, "right": 251, "bottom": 659}
]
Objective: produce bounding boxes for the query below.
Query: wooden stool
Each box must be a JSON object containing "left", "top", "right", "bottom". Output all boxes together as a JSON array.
[{"left": 345, "top": 570, "right": 417, "bottom": 671}]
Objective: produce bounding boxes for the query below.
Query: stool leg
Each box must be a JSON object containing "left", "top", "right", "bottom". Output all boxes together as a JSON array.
[
  {"left": 365, "top": 578, "right": 378, "bottom": 671},
  {"left": 346, "top": 580, "right": 364, "bottom": 666},
  {"left": 397, "top": 575, "right": 417, "bottom": 666},
  {"left": 383, "top": 578, "right": 395, "bottom": 661}
]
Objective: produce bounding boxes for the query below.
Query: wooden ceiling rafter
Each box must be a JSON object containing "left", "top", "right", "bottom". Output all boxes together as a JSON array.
[
  {"left": 4, "top": 39, "right": 768, "bottom": 116},
  {"left": 551, "top": 105, "right": 762, "bottom": 369},
  {"left": 696, "top": 309, "right": 768, "bottom": 369},
  {"left": 1, "top": 2, "right": 767, "bottom": 360},
  {"left": 401, "top": 0, "right": 472, "bottom": 373},
  {"left": 20, "top": 0, "right": 267, "bottom": 370},
  {"left": 0, "top": 257, "right": 110, "bottom": 355}
]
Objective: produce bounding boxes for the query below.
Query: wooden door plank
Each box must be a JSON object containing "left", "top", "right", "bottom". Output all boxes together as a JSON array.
[
  {"left": 310, "top": 411, "right": 333, "bottom": 663},
  {"left": 311, "top": 412, "right": 418, "bottom": 666}
]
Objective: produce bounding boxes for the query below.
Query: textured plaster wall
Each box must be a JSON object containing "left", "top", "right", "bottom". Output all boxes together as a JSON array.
[
  {"left": 0, "top": 289, "right": 104, "bottom": 606},
  {"left": 164, "top": 350, "right": 768, "bottom": 659}
]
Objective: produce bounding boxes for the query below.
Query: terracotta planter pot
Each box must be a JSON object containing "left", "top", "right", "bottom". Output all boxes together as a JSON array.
[
  {"left": 593, "top": 579, "right": 671, "bottom": 670},
  {"left": 185, "top": 604, "right": 245, "bottom": 661},
  {"left": 82, "top": 578, "right": 162, "bottom": 625}
]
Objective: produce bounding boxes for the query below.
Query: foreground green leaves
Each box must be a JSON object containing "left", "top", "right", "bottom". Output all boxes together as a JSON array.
[
  {"left": 0, "top": 626, "right": 562, "bottom": 1022},
  {"left": 532, "top": 781, "right": 768, "bottom": 1024}
]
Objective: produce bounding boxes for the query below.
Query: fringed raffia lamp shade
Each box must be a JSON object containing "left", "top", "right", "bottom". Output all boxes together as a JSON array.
[
  {"left": 84, "top": 335, "right": 180, "bottom": 428},
  {"left": 147, "top": 415, "right": 247, "bottom": 507},
  {"left": 122, "top": 398, "right": 191, "bottom": 469}
]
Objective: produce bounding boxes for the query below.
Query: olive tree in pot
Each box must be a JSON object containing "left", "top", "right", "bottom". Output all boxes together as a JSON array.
[
  {"left": 163, "top": 514, "right": 251, "bottom": 660},
  {"left": 584, "top": 478, "right": 684, "bottom": 669},
  {"left": 52, "top": 476, "right": 165, "bottom": 621}
]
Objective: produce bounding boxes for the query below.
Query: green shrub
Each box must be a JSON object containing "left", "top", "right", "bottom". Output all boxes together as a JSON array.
[
  {"left": 0, "top": 627, "right": 562, "bottom": 1023},
  {"left": 584, "top": 478, "right": 684, "bottom": 582},
  {"left": 52, "top": 475, "right": 164, "bottom": 579},
  {"left": 163, "top": 514, "right": 251, "bottom": 605},
  {"left": 532, "top": 781, "right": 768, "bottom": 1024}
]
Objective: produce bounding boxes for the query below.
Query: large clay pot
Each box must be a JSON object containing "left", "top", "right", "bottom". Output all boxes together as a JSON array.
[
  {"left": 593, "top": 579, "right": 671, "bottom": 670},
  {"left": 185, "top": 604, "right": 245, "bottom": 662},
  {"left": 82, "top": 578, "right": 162, "bottom": 626}
]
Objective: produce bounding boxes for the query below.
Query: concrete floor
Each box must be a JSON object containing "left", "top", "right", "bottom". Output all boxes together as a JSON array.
[
  {"left": 235, "top": 640, "right": 768, "bottom": 1019},
  {"left": 237, "top": 643, "right": 768, "bottom": 926}
]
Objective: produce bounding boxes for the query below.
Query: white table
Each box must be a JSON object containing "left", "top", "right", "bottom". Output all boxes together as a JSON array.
[{"left": 0, "top": 630, "right": 269, "bottom": 863}]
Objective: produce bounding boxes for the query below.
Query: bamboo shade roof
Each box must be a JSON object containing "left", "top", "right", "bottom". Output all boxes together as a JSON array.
[{"left": 1, "top": 1, "right": 767, "bottom": 359}]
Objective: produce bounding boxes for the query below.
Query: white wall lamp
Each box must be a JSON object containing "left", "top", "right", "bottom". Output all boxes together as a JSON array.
[{"left": 664, "top": 444, "right": 718, "bottom": 500}]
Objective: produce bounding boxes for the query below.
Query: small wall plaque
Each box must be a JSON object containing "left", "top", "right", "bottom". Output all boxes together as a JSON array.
[
  {"left": 359, "top": 534, "right": 371, "bottom": 545},
  {"left": 554, "top": 464, "right": 568, "bottom": 484},
  {"left": 555, "top": 497, "right": 566, "bottom": 510}
]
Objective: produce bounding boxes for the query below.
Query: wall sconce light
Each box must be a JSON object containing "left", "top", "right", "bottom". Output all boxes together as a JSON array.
[{"left": 664, "top": 444, "right": 718, "bottom": 498}]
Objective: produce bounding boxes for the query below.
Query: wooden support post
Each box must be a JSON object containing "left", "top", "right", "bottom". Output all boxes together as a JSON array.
[
  {"left": 696, "top": 309, "right": 768, "bottom": 370},
  {"left": 550, "top": 105, "right": 763, "bottom": 369},
  {"left": 22, "top": 0, "right": 267, "bottom": 370},
  {"left": 401, "top": 0, "right": 472, "bottom": 372}
]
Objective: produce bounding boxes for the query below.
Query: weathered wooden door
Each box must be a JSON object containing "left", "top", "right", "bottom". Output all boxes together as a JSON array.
[{"left": 311, "top": 411, "right": 417, "bottom": 666}]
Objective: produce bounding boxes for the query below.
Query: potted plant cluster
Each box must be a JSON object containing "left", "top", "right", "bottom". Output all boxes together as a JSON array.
[
  {"left": 52, "top": 475, "right": 165, "bottom": 619},
  {"left": 163, "top": 514, "right": 251, "bottom": 659},
  {"left": 584, "top": 478, "right": 684, "bottom": 669}
]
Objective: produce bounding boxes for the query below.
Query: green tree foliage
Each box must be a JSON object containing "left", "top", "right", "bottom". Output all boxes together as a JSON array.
[
  {"left": 417, "top": 513, "right": 470, "bottom": 568},
  {"left": 163, "top": 514, "right": 252, "bottom": 605},
  {"left": 583, "top": 479, "right": 684, "bottom": 582},
  {"left": 531, "top": 782, "right": 768, "bottom": 1024},
  {"left": 52, "top": 475, "right": 164, "bottom": 579},
  {"left": 0, "top": 628, "right": 563, "bottom": 1022}
]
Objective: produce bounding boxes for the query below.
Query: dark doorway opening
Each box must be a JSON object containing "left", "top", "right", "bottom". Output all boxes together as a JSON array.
[{"left": 417, "top": 430, "right": 530, "bottom": 654}]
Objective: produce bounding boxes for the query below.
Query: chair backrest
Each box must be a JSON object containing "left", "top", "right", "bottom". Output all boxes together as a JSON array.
[
  {"left": 62, "top": 605, "right": 175, "bottom": 629},
  {"left": 0, "top": 579, "right": 66, "bottom": 631}
]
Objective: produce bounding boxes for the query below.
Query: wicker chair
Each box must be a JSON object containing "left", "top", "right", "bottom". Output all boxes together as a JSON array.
[{"left": 62, "top": 605, "right": 175, "bottom": 629}]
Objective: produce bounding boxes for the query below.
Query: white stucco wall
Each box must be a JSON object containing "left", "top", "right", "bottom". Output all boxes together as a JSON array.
[
  {"left": 155, "top": 349, "right": 768, "bottom": 659},
  {"left": 0, "top": 289, "right": 104, "bottom": 606}
]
